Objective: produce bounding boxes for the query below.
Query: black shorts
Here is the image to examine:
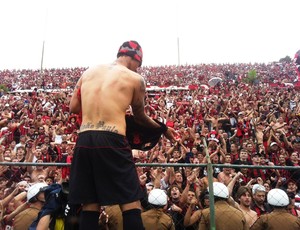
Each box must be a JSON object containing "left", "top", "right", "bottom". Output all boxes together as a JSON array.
[{"left": 68, "top": 131, "right": 143, "bottom": 206}]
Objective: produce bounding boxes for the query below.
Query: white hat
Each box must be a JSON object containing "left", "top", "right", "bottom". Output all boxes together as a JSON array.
[
  {"left": 267, "top": 188, "right": 289, "bottom": 207},
  {"left": 270, "top": 142, "right": 278, "bottom": 147},
  {"left": 148, "top": 189, "right": 167, "bottom": 206},
  {"left": 208, "top": 182, "right": 229, "bottom": 199},
  {"left": 252, "top": 184, "right": 266, "bottom": 194},
  {"left": 27, "top": 183, "right": 47, "bottom": 202}
]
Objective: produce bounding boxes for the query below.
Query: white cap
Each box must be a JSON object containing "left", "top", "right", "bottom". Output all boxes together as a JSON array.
[
  {"left": 148, "top": 189, "right": 167, "bottom": 206},
  {"left": 252, "top": 184, "right": 266, "bottom": 194},
  {"left": 27, "top": 182, "right": 47, "bottom": 202},
  {"left": 208, "top": 182, "right": 229, "bottom": 199},
  {"left": 270, "top": 142, "right": 278, "bottom": 147},
  {"left": 267, "top": 188, "right": 289, "bottom": 207}
]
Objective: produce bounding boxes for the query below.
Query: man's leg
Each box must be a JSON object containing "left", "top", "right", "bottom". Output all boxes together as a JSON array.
[
  {"left": 120, "top": 200, "right": 144, "bottom": 230},
  {"left": 79, "top": 203, "right": 100, "bottom": 230}
]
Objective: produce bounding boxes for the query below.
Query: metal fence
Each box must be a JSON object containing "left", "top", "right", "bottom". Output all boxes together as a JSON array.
[{"left": 1, "top": 161, "right": 299, "bottom": 229}]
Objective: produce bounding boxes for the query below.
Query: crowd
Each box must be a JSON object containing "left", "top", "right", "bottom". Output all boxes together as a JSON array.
[{"left": 0, "top": 61, "right": 300, "bottom": 229}]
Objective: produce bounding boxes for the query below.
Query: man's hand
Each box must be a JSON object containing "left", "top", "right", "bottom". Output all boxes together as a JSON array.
[
  {"left": 164, "top": 127, "right": 180, "bottom": 143},
  {"left": 139, "top": 173, "right": 147, "bottom": 186}
]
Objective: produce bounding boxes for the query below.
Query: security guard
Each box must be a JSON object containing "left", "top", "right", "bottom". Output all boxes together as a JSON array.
[
  {"left": 251, "top": 188, "right": 300, "bottom": 230},
  {"left": 142, "top": 189, "right": 175, "bottom": 230},
  {"left": 199, "top": 182, "right": 249, "bottom": 230},
  {"left": 13, "top": 183, "right": 48, "bottom": 230}
]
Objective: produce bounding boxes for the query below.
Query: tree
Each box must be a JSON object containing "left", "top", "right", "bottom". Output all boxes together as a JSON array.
[
  {"left": 0, "top": 84, "right": 9, "bottom": 93},
  {"left": 279, "top": 56, "right": 292, "bottom": 63},
  {"left": 243, "top": 69, "right": 258, "bottom": 85}
]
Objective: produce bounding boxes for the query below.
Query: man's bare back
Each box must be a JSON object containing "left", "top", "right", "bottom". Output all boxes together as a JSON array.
[{"left": 71, "top": 63, "right": 144, "bottom": 136}]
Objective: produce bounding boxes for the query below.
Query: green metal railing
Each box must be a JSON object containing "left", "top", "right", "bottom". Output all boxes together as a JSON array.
[{"left": 1, "top": 161, "right": 299, "bottom": 230}]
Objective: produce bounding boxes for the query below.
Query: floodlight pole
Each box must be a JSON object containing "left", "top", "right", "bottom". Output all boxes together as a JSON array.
[
  {"left": 177, "top": 37, "right": 180, "bottom": 66},
  {"left": 40, "top": 40, "right": 45, "bottom": 88}
]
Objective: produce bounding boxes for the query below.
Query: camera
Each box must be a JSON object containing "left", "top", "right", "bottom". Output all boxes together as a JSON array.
[{"left": 26, "top": 142, "right": 33, "bottom": 148}]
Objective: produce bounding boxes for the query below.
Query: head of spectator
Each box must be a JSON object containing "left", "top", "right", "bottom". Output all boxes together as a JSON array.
[
  {"left": 251, "top": 152, "right": 262, "bottom": 165},
  {"left": 148, "top": 188, "right": 167, "bottom": 208},
  {"left": 287, "top": 179, "right": 299, "bottom": 194},
  {"left": 43, "top": 135, "right": 50, "bottom": 144},
  {"left": 187, "top": 189, "right": 198, "bottom": 206},
  {"left": 239, "top": 149, "right": 249, "bottom": 162},
  {"left": 168, "top": 184, "right": 183, "bottom": 203},
  {"left": 222, "top": 162, "right": 232, "bottom": 175},
  {"left": 3, "top": 148, "right": 12, "bottom": 158},
  {"left": 235, "top": 186, "right": 252, "bottom": 208},
  {"left": 245, "top": 142, "right": 254, "bottom": 154},
  {"left": 60, "top": 140, "right": 68, "bottom": 151},
  {"left": 224, "top": 153, "right": 232, "bottom": 163},
  {"left": 145, "top": 182, "right": 154, "bottom": 195},
  {"left": 199, "top": 190, "right": 210, "bottom": 209},
  {"left": 23, "top": 174, "right": 32, "bottom": 183},
  {"left": 260, "top": 155, "right": 269, "bottom": 165},
  {"left": 136, "top": 150, "right": 148, "bottom": 162},
  {"left": 18, "top": 135, "right": 26, "bottom": 145},
  {"left": 263, "top": 181, "right": 271, "bottom": 193},
  {"left": 38, "top": 126, "right": 45, "bottom": 135},
  {"left": 173, "top": 170, "right": 183, "bottom": 186},
  {"left": 230, "top": 143, "right": 239, "bottom": 155},
  {"left": 17, "top": 180, "right": 29, "bottom": 192},
  {"left": 291, "top": 136, "right": 300, "bottom": 149},
  {"left": 35, "top": 159, "right": 44, "bottom": 170},
  {"left": 16, "top": 146, "right": 25, "bottom": 161},
  {"left": 170, "top": 148, "right": 181, "bottom": 163},
  {"left": 28, "top": 125, "right": 35, "bottom": 136},
  {"left": 36, "top": 113, "right": 42, "bottom": 122},
  {"left": 190, "top": 146, "right": 198, "bottom": 159},
  {"left": 267, "top": 188, "right": 289, "bottom": 209},
  {"left": 278, "top": 153, "right": 287, "bottom": 165},
  {"left": 10, "top": 158, "right": 21, "bottom": 171},
  {"left": 252, "top": 184, "right": 266, "bottom": 206},
  {"left": 196, "top": 152, "right": 205, "bottom": 163},
  {"left": 269, "top": 142, "right": 279, "bottom": 152},
  {"left": 289, "top": 151, "right": 299, "bottom": 166},
  {"left": 45, "top": 176, "right": 54, "bottom": 185}
]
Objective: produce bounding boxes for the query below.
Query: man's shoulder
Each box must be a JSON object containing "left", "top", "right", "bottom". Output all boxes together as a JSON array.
[{"left": 85, "top": 64, "right": 142, "bottom": 80}]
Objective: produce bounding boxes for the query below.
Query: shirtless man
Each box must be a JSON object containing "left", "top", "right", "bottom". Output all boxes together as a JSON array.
[
  {"left": 227, "top": 173, "right": 257, "bottom": 228},
  {"left": 235, "top": 186, "right": 258, "bottom": 228},
  {"left": 217, "top": 163, "right": 233, "bottom": 186},
  {"left": 68, "top": 40, "right": 177, "bottom": 230}
]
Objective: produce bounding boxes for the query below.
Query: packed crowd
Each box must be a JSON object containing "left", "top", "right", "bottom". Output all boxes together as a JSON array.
[{"left": 0, "top": 61, "right": 299, "bottom": 229}]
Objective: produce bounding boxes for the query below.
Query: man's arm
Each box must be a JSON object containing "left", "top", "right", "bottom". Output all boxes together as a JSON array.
[
  {"left": 36, "top": 215, "right": 51, "bottom": 230},
  {"left": 131, "top": 76, "right": 161, "bottom": 128},
  {"left": 69, "top": 76, "right": 83, "bottom": 114},
  {"left": 131, "top": 76, "right": 178, "bottom": 142}
]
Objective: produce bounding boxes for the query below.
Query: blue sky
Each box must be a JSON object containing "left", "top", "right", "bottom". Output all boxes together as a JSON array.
[{"left": 0, "top": 0, "right": 299, "bottom": 70}]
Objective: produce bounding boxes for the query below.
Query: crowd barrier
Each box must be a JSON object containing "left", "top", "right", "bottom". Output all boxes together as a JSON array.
[{"left": 1, "top": 161, "right": 299, "bottom": 229}]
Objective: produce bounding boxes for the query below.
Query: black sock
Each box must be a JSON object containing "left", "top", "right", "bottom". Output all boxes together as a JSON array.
[
  {"left": 79, "top": 211, "right": 100, "bottom": 230},
  {"left": 122, "top": 209, "right": 145, "bottom": 230}
]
